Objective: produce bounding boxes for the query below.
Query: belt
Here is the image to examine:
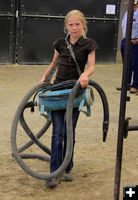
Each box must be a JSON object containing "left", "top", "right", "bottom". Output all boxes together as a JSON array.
[
  {"left": 123, "top": 38, "right": 138, "bottom": 40},
  {"left": 123, "top": 38, "right": 138, "bottom": 42}
]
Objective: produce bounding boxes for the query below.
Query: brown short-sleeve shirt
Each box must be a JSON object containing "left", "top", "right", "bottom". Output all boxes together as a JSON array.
[{"left": 53, "top": 36, "right": 98, "bottom": 84}]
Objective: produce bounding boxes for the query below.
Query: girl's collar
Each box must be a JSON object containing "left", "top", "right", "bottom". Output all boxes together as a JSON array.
[{"left": 65, "top": 34, "right": 86, "bottom": 45}]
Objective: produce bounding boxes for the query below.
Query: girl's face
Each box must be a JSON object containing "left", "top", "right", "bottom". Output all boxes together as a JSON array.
[{"left": 65, "top": 16, "right": 85, "bottom": 39}]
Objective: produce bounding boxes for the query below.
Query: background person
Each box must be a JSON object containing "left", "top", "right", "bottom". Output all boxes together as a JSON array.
[{"left": 116, "top": 0, "right": 138, "bottom": 94}]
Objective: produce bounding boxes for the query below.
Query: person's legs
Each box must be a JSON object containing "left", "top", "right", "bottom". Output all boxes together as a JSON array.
[
  {"left": 132, "top": 69, "right": 138, "bottom": 90},
  {"left": 130, "top": 43, "right": 138, "bottom": 90},
  {"left": 60, "top": 108, "right": 80, "bottom": 182},
  {"left": 122, "top": 39, "right": 133, "bottom": 86},
  {"left": 116, "top": 39, "right": 132, "bottom": 90},
  {"left": 50, "top": 110, "right": 66, "bottom": 173},
  {"left": 47, "top": 108, "right": 79, "bottom": 187},
  {"left": 46, "top": 110, "right": 66, "bottom": 188},
  {"left": 63, "top": 108, "right": 80, "bottom": 172}
]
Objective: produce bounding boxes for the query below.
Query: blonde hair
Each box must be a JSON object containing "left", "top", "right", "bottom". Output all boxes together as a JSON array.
[{"left": 64, "top": 10, "right": 88, "bottom": 38}]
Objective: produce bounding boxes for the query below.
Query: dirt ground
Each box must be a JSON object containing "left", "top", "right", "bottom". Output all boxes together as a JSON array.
[{"left": 0, "top": 57, "right": 138, "bottom": 200}]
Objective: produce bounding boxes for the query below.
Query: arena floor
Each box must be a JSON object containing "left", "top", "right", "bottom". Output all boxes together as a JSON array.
[{"left": 0, "top": 60, "right": 138, "bottom": 200}]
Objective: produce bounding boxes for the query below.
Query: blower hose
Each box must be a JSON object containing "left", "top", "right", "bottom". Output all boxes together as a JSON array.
[{"left": 11, "top": 80, "right": 109, "bottom": 180}]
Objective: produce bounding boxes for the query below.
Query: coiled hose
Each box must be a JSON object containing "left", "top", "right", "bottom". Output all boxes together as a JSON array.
[{"left": 11, "top": 80, "right": 109, "bottom": 180}]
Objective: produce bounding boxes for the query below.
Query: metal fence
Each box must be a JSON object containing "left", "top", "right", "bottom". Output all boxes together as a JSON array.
[{"left": 0, "top": 0, "right": 121, "bottom": 64}]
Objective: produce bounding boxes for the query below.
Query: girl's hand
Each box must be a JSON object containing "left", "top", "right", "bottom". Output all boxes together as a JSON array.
[
  {"left": 78, "top": 73, "right": 88, "bottom": 88},
  {"left": 40, "top": 78, "right": 45, "bottom": 84},
  {"left": 40, "top": 75, "right": 47, "bottom": 84}
]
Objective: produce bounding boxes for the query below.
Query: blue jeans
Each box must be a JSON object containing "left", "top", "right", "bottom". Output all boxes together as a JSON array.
[
  {"left": 50, "top": 108, "right": 80, "bottom": 173},
  {"left": 121, "top": 39, "right": 138, "bottom": 89}
]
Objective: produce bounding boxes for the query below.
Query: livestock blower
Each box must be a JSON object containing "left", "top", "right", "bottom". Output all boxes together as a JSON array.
[{"left": 11, "top": 73, "right": 109, "bottom": 181}]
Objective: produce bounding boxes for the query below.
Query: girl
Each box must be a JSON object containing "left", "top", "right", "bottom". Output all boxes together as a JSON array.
[{"left": 40, "top": 9, "right": 98, "bottom": 188}]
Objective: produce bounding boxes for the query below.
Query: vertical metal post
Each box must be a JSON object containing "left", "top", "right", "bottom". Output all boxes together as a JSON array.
[
  {"left": 113, "top": 0, "right": 134, "bottom": 199},
  {"left": 13, "top": 0, "right": 19, "bottom": 63}
]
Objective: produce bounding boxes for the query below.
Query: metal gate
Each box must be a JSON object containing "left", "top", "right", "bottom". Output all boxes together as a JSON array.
[
  {"left": 0, "top": 0, "right": 16, "bottom": 64},
  {"left": 0, "top": 0, "right": 121, "bottom": 64}
]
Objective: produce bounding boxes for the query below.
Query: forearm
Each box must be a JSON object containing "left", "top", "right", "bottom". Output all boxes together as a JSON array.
[
  {"left": 82, "top": 65, "right": 95, "bottom": 77},
  {"left": 81, "top": 50, "right": 95, "bottom": 78},
  {"left": 78, "top": 66, "right": 94, "bottom": 88},
  {"left": 78, "top": 51, "right": 95, "bottom": 88},
  {"left": 40, "top": 49, "right": 59, "bottom": 83},
  {"left": 41, "top": 63, "right": 55, "bottom": 80}
]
